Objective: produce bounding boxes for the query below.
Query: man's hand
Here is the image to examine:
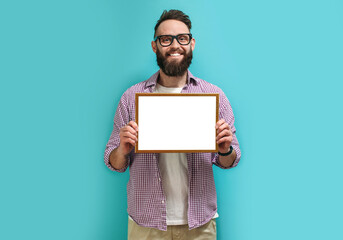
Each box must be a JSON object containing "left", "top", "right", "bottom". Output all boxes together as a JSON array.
[
  {"left": 215, "top": 119, "right": 236, "bottom": 168},
  {"left": 215, "top": 119, "right": 233, "bottom": 153},
  {"left": 118, "top": 121, "right": 139, "bottom": 156},
  {"left": 109, "top": 121, "right": 138, "bottom": 170}
]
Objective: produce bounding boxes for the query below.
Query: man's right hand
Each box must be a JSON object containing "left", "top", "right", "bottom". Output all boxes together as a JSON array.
[{"left": 118, "top": 121, "right": 139, "bottom": 156}]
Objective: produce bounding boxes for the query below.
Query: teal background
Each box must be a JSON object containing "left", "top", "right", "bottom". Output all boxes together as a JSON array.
[{"left": 1, "top": 0, "right": 342, "bottom": 239}]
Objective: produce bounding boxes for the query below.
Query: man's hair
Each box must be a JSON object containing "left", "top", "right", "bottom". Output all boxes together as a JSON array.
[{"left": 154, "top": 10, "right": 192, "bottom": 38}]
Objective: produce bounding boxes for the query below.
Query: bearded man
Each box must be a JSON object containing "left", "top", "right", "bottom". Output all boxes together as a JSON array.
[{"left": 104, "top": 9, "right": 241, "bottom": 240}]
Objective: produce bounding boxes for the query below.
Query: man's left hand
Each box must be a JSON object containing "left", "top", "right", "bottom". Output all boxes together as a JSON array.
[{"left": 215, "top": 119, "right": 233, "bottom": 153}]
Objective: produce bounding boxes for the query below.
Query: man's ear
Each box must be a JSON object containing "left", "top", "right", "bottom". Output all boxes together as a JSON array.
[
  {"left": 191, "top": 38, "right": 196, "bottom": 51},
  {"left": 151, "top": 41, "right": 157, "bottom": 53}
]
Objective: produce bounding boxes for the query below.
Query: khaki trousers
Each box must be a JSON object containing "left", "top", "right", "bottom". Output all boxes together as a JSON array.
[{"left": 128, "top": 218, "right": 216, "bottom": 240}]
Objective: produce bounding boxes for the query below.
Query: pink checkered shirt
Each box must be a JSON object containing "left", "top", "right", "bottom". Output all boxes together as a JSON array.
[{"left": 104, "top": 70, "right": 241, "bottom": 231}]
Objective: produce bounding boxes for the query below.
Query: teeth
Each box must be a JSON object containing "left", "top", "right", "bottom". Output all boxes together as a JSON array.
[{"left": 170, "top": 53, "right": 180, "bottom": 56}]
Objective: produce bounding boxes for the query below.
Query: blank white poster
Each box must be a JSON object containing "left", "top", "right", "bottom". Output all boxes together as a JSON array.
[{"left": 136, "top": 94, "right": 218, "bottom": 152}]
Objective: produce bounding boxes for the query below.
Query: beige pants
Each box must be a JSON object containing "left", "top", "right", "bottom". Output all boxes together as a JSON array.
[{"left": 128, "top": 218, "right": 216, "bottom": 240}]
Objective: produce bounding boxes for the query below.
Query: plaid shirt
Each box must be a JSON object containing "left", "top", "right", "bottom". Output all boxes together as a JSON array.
[{"left": 104, "top": 70, "right": 241, "bottom": 231}]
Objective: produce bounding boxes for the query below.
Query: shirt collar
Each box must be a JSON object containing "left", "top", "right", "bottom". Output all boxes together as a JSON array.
[{"left": 145, "top": 70, "right": 199, "bottom": 89}]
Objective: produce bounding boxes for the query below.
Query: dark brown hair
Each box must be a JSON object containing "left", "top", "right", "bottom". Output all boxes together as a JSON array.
[{"left": 154, "top": 10, "right": 192, "bottom": 37}]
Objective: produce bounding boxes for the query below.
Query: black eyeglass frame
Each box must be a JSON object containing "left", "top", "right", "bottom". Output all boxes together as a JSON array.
[{"left": 154, "top": 33, "right": 193, "bottom": 47}]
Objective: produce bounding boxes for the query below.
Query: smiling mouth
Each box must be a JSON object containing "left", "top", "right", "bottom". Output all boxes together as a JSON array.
[{"left": 167, "top": 52, "right": 184, "bottom": 58}]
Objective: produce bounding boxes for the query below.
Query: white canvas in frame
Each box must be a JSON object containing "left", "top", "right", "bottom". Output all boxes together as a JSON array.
[{"left": 135, "top": 93, "right": 218, "bottom": 153}]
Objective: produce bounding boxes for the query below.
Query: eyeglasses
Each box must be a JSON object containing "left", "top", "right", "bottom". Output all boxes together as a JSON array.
[{"left": 154, "top": 33, "right": 192, "bottom": 47}]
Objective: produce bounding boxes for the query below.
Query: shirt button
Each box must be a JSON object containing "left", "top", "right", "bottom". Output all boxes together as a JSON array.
[
  {"left": 158, "top": 178, "right": 161, "bottom": 182},
  {"left": 161, "top": 200, "right": 164, "bottom": 204}
]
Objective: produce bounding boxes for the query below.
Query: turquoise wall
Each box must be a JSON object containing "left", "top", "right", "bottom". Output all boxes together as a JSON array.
[{"left": 1, "top": 0, "right": 342, "bottom": 239}]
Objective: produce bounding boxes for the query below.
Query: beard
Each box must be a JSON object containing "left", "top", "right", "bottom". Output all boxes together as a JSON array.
[{"left": 156, "top": 47, "right": 193, "bottom": 77}]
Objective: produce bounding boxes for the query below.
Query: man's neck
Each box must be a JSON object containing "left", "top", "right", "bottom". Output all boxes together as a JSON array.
[{"left": 158, "top": 70, "right": 187, "bottom": 88}]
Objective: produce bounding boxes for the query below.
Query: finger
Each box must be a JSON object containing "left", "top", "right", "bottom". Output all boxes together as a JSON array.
[
  {"left": 216, "top": 129, "right": 232, "bottom": 141},
  {"left": 121, "top": 132, "right": 138, "bottom": 142},
  {"left": 215, "top": 119, "right": 225, "bottom": 129},
  {"left": 217, "top": 122, "right": 230, "bottom": 133},
  {"left": 128, "top": 121, "right": 139, "bottom": 131},
  {"left": 123, "top": 136, "right": 136, "bottom": 146},
  {"left": 121, "top": 125, "right": 138, "bottom": 136},
  {"left": 217, "top": 136, "right": 233, "bottom": 145}
]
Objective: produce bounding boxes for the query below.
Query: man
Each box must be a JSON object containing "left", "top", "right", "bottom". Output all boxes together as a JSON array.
[{"left": 104, "top": 10, "right": 241, "bottom": 240}]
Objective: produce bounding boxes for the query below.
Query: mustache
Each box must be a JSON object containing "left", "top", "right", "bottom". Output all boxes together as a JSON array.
[{"left": 166, "top": 49, "right": 185, "bottom": 55}]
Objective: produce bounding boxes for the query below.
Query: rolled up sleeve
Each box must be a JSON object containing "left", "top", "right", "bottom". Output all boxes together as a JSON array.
[
  {"left": 104, "top": 91, "right": 131, "bottom": 173},
  {"left": 212, "top": 90, "right": 241, "bottom": 169}
]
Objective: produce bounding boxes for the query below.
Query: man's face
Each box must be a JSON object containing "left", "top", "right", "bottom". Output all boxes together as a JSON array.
[{"left": 152, "top": 20, "right": 195, "bottom": 77}]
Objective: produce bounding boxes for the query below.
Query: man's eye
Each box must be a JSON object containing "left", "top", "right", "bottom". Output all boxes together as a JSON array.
[
  {"left": 161, "top": 37, "right": 171, "bottom": 43},
  {"left": 178, "top": 35, "right": 189, "bottom": 42}
]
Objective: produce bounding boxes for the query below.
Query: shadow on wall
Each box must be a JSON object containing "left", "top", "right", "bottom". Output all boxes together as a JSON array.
[{"left": 97, "top": 160, "right": 130, "bottom": 239}]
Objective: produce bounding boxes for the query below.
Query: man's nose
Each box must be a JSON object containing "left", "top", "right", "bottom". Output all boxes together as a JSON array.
[{"left": 170, "top": 37, "right": 181, "bottom": 48}]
